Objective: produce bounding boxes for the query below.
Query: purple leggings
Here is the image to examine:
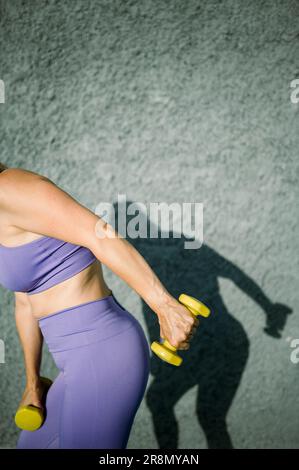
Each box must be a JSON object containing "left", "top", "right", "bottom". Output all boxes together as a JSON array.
[{"left": 16, "top": 294, "right": 150, "bottom": 449}]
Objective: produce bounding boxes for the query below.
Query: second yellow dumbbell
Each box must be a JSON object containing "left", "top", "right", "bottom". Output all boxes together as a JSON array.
[
  {"left": 151, "top": 294, "right": 211, "bottom": 366},
  {"left": 14, "top": 376, "right": 53, "bottom": 431}
]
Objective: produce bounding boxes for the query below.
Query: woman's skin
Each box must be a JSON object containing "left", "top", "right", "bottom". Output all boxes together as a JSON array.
[{"left": 0, "top": 165, "right": 198, "bottom": 413}]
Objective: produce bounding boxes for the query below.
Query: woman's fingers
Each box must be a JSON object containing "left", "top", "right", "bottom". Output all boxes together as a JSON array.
[
  {"left": 186, "top": 324, "right": 198, "bottom": 339},
  {"left": 178, "top": 342, "right": 190, "bottom": 350},
  {"left": 158, "top": 302, "right": 201, "bottom": 351},
  {"left": 179, "top": 322, "right": 199, "bottom": 348}
]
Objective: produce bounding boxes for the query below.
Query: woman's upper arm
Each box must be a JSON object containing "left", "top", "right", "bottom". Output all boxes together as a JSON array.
[
  {"left": 14, "top": 291, "right": 31, "bottom": 310},
  {"left": 1, "top": 169, "right": 101, "bottom": 250}
]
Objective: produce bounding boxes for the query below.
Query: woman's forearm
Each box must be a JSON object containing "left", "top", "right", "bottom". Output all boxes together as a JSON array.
[
  {"left": 92, "top": 221, "right": 177, "bottom": 317},
  {"left": 14, "top": 295, "right": 43, "bottom": 386}
]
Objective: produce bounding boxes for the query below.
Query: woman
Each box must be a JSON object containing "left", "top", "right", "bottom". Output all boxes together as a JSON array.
[{"left": 0, "top": 163, "right": 198, "bottom": 449}]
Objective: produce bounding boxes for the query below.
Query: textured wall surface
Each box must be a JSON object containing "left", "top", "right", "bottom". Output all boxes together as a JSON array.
[{"left": 0, "top": 0, "right": 298, "bottom": 449}]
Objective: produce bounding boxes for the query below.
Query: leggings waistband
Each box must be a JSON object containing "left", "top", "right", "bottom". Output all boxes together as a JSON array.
[{"left": 38, "top": 294, "right": 139, "bottom": 353}]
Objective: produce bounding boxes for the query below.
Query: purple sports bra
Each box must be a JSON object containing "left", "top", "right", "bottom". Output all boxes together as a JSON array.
[{"left": 0, "top": 235, "right": 97, "bottom": 295}]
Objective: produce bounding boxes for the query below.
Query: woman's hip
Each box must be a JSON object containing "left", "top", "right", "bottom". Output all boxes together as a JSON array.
[{"left": 37, "top": 293, "right": 150, "bottom": 370}]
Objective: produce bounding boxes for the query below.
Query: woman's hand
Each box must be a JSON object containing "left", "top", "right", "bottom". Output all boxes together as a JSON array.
[
  {"left": 156, "top": 295, "right": 199, "bottom": 350},
  {"left": 18, "top": 379, "right": 47, "bottom": 410}
]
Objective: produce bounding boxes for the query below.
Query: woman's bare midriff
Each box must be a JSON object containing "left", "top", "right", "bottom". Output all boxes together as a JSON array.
[
  {"left": 0, "top": 225, "right": 112, "bottom": 320},
  {"left": 28, "top": 259, "right": 112, "bottom": 320}
]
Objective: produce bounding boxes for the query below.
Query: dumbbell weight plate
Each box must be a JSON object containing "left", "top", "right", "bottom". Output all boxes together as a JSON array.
[{"left": 179, "top": 294, "right": 211, "bottom": 318}]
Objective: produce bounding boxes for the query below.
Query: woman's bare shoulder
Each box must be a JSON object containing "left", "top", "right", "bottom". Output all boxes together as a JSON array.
[
  {"left": 0, "top": 167, "right": 50, "bottom": 205},
  {"left": 0, "top": 167, "right": 47, "bottom": 181}
]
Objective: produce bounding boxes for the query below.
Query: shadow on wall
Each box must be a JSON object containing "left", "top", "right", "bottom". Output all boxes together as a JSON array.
[{"left": 113, "top": 201, "right": 292, "bottom": 449}]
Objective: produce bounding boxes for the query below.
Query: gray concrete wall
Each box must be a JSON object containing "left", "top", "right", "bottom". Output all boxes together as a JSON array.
[{"left": 0, "top": 0, "right": 298, "bottom": 449}]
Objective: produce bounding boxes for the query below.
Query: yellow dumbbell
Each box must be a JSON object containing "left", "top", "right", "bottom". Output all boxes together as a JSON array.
[
  {"left": 151, "top": 294, "right": 211, "bottom": 366},
  {"left": 15, "top": 376, "right": 53, "bottom": 431}
]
